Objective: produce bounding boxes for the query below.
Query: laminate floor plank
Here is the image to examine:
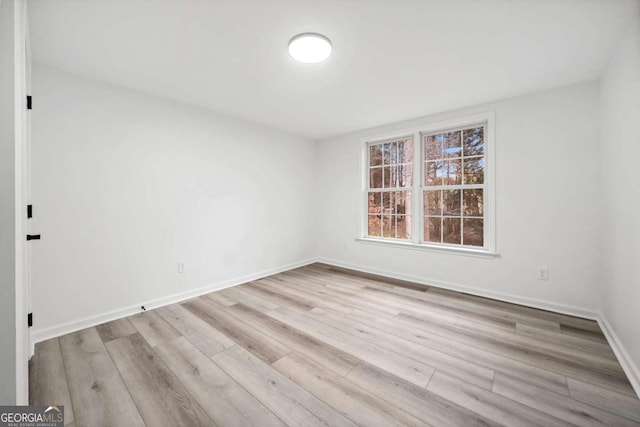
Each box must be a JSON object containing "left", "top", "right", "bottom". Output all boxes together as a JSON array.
[
  {"left": 492, "top": 373, "right": 640, "bottom": 426},
  {"left": 259, "top": 276, "right": 355, "bottom": 315},
  {"left": 266, "top": 275, "right": 395, "bottom": 317},
  {"left": 308, "top": 307, "right": 496, "bottom": 390},
  {"left": 183, "top": 297, "right": 291, "bottom": 364},
  {"left": 346, "top": 363, "right": 501, "bottom": 427},
  {"left": 261, "top": 276, "right": 401, "bottom": 317},
  {"left": 155, "top": 336, "right": 285, "bottom": 427},
  {"left": 426, "top": 286, "right": 601, "bottom": 333},
  {"left": 220, "top": 286, "right": 280, "bottom": 312},
  {"left": 225, "top": 303, "right": 360, "bottom": 376},
  {"left": 105, "top": 333, "right": 213, "bottom": 426},
  {"left": 268, "top": 307, "right": 435, "bottom": 388},
  {"left": 31, "top": 264, "right": 640, "bottom": 427},
  {"left": 348, "top": 309, "right": 570, "bottom": 396},
  {"left": 272, "top": 352, "right": 426, "bottom": 426},
  {"left": 427, "top": 372, "right": 570, "bottom": 427},
  {"left": 202, "top": 291, "right": 238, "bottom": 307},
  {"left": 29, "top": 338, "right": 75, "bottom": 425},
  {"left": 244, "top": 280, "right": 317, "bottom": 312},
  {"left": 129, "top": 310, "right": 181, "bottom": 347},
  {"left": 293, "top": 280, "right": 611, "bottom": 375},
  {"left": 515, "top": 323, "right": 616, "bottom": 360},
  {"left": 156, "top": 303, "right": 233, "bottom": 356},
  {"left": 213, "top": 345, "right": 357, "bottom": 427},
  {"left": 59, "top": 328, "right": 144, "bottom": 427},
  {"left": 288, "top": 272, "right": 459, "bottom": 324},
  {"left": 95, "top": 318, "right": 137, "bottom": 343},
  {"left": 314, "top": 263, "right": 430, "bottom": 292},
  {"left": 567, "top": 377, "right": 640, "bottom": 422},
  {"left": 394, "top": 312, "right": 635, "bottom": 395}
]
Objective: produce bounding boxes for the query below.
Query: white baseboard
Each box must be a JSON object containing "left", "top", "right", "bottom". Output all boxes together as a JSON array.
[
  {"left": 597, "top": 313, "right": 640, "bottom": 398},
  {"left": 29, "top": 258, "right": 316, "bottom": 350},
  {"left": 317, "top": 257, "right": 597, "bottom": 320}
]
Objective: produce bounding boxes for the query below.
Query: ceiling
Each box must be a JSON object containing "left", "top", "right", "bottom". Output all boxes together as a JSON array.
[{"left": 29, "top": 0, "right": 638, "bottom": 140}]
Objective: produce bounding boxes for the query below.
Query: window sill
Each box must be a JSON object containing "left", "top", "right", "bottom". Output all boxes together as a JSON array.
[{"left": 355, "top": 237, "right": 500, "bottom": 259}]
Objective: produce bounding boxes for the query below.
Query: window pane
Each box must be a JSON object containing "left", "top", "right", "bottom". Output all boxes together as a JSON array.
[
  {"left": 382, "top": 166, "right": 392, "bottom": 188},
  {"left": 382, "top": 215, "right": 394, "bottom": 237},
  {"left": 463, "top": 189, "right": 483, "bottom": 217},
  {"left": 442, "top": 159, "right": 462, "bottom": 185},
  {"left": 382, "top": 192, "right": 392, "bottom": 214},
  {"left": 424, "top": 217, "right": 441, "bottom": 243},
  {"left": 443, "top": 217, "right": 461, "bottom": 244},
  {"left": 443, "top": 131, "right": 462, "bottom": 158},
  {"left": 369, "top": 167, "right": 383, "bottom": 189},
  {"left": 425, "top": 161, "right": 443, "bottom": 186},
  {"left": 463, "top": 157, "right": 484, "bottom": 184},
  {"left": 394, "top": 191, "right": 411, "bottom": 216},
  {"left": 370, "top": 144, "right": 383, "bottom": 166},
  {"left": 463, "top": 127, "right": 484, "bottom": 157},
  {"left": 443, "top": 190, "right": 461, "bottom": 216},
  {"left": 396, "top": 215, "right": 411, "bottom": 240},
  {"left": 396, "top": 164, "right": 413, "bottom": 187},
  {"left": 463, "top": 218, "right": 483, "bottom": 247},
  {"left": 382, "top": 143, "right": 392, "bottom": 165},
  {"left": 398, "top": 139, "right": 413, "bottom": 163},
  {"left": 368, "top": 215, "right": 381, "bottom": 237},
  {"left": 424, "top": 134, "right": 442, "bottom": 160},
  {"left": 424, "top": 190, "right": 441, "bottom": 216},
  {"left": 368, "top": 192, "right": 381, "bottom": 214}
]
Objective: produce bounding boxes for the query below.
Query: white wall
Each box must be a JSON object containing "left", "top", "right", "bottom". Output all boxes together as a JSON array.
[
  {"left": 30, "top": 64, "right": 316, "bottom": 338},
  {"left": 316, "top": 82, "right": 601, "bottom": 314},
  {"left": 0, "top": 0, "right": 18, "bottom": 404},
  {"left": 600, "top": 11, "right": 640, "bottom": 384}
]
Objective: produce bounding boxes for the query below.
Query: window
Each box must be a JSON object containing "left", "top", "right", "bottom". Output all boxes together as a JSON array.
[{"left": 363, "top": 113, "right": 495, "bottom": 255}]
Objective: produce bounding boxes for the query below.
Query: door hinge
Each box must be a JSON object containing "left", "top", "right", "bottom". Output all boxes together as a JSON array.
[
  {"left": 26, "top": 234, "right": 41, "bottom": 241},
  {"left": 27, "top": 204, "right": 32, "bottom": 219},
  {"left": 27, "top": 313, "right": 33, "bottom": 328},
  {"left": 26, "top": 95, "right": 32, "bottom": 110}
]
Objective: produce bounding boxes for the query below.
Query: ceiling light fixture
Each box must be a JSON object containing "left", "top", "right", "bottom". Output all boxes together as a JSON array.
[{"left": 288, "top": 33, "right": 332, "bottom": 64}]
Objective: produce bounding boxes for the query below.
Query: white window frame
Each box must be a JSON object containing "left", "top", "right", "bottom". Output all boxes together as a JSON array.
[{"left": 359, "top": 111, "right": 497, "bottom": 258}]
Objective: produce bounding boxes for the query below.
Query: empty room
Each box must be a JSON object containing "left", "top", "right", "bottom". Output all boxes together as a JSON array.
[{"left": 2, "top": 0, "right": 640, "bottom": 425}]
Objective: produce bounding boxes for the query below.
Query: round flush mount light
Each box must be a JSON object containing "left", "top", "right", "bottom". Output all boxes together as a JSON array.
[{"left": 288, "top": 33, "right": 332, "bottom": 63}]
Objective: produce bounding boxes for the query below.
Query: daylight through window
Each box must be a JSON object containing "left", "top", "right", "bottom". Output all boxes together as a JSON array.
[{"left": 365, "top": 118, "right": 491, "bottom": 252}]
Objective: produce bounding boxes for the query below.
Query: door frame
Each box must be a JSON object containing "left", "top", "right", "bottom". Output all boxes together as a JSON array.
[{"left": 14, "top": 0, "right": 29, "bottom": 405}]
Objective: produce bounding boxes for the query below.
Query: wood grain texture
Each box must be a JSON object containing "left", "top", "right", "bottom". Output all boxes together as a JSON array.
[
  {"left": 220, "top": 286, "right": 280, "bottom": 312},
  {"left": 95, "top": 318, "right": 137, "bottom": 343},
  {"left": 346, "top": 363, "right": 500, "bottom": 427},
  {"left": 29, "top": 338, "right": 75, "bottom": 425},
  {"left": 269, "top": 307, "right": 435, "bottom": 388},
  {"left": 492, "top": 373, "right": 639, "bottom": 426},
  {"left": 213, "top": 345, "right": 357, "bottom": 427},
  {"left": 31, "top": 264, "right": 640, "bottom": 426},
  {"left": 156, "top": 303, "right": 233, "bottom": 356},
  {"left": 59, "top": 328, "right": 144, "bottom": 426},
  {"left": 155, "top": 336, "right": 284, "bottom": 427},
  {"left": 105, "top": 333, "right": 212, "bottom": 426},
  {"left": 183, "top": 297, "right": 291, "bottom": 364},
  {"left": 427, "top": 372, "right": 569, "bottom": 427},
  {"left": 567, "top": 377, "right": 640, "bottom": 422},
  {"left": 272, "top": 352, "right": 425, "bottom": 426},
  {"left": 226, "top": 303, "right": 360, "bottom": 376},
  {"left": 129, "top": 310, "right": 181, "bottom": 347}
]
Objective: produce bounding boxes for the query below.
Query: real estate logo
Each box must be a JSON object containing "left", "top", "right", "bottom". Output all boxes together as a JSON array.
[{"left": 0, "top": 406, "right": 64, "bottom": 427}]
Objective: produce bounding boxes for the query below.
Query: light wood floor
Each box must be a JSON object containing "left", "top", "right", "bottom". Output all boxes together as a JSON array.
[{"left": 30, "top": 263, "right": 640, "bottom": 426}]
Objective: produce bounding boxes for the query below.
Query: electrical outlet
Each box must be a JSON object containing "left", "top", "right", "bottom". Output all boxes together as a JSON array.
[
  {"left": 537, "top": 266, "right": 549, "bottom": 281},
  {"left": 178, "top": 262, "right": 186, "bottom": 274}
]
